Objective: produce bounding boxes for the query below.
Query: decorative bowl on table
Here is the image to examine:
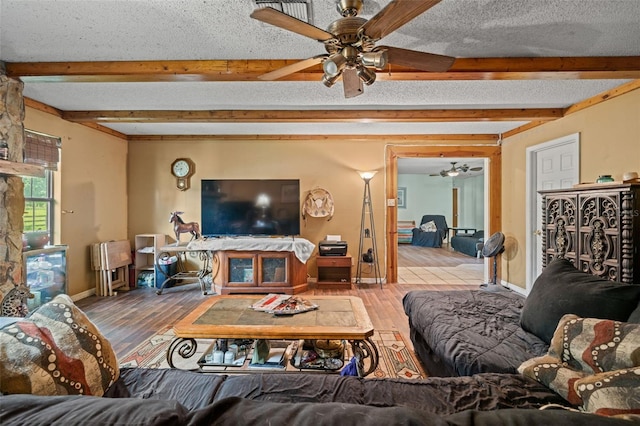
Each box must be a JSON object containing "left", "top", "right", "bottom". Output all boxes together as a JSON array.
[
  {"left": 23, "top": 232, "right": 50, "bottom": 250},
  {"left": 313, "top": 339, "right": 344, "bottom": 358}
]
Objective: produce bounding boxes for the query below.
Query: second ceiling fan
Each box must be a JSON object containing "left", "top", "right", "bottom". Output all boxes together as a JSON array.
[
  {"left": 250, "top": 0, "right": 455, "bottom": 98},
  {"left": 432, "top": 162, "right": 483, "bottom": 177}
]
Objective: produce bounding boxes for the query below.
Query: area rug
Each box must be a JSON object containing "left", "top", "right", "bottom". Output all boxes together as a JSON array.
[{"left": 119, "top": 328, "right": 426, "bottom": 379}]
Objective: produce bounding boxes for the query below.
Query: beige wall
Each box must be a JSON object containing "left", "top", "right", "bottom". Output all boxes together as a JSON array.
[
  {"left": 127, "top": 138, "right": 388, "bottom": 277},
  {"left": 24, "top": 108, "right": 128, "bottom": 297},
  {"left": 501, "top": 88, "right": 640, "bottom": 289},
  {"left": 21, "top": 86, "right": 639, "bottom": 296}
]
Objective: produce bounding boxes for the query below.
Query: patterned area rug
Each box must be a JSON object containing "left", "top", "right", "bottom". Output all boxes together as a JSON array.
[{"left": 120, "top": 328, "right": 425, "bottom": 379}]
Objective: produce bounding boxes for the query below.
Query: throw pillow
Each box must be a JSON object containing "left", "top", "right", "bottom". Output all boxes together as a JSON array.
[
  {"left": 519, "top": 314, "right": 640, "bottom": 416},
  {"left": 420, "top": 221, "right": 437, "bottom": 232},
  {"left": 575, "top": 368, "right": 640, "bottom": 417},
  {"left": 0, "top": 294, "right": 119, "bottom": 396},
  {"left": 520, "top": 258, "right": 640, "bottom": 344}
]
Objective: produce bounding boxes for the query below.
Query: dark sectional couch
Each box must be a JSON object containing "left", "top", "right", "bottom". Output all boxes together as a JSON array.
[
  {"left": 450, "top": 230, "right": 484, "bottom": 257},
  {"left": 1, "top": 368, "right": 629, "bottom": 425}
]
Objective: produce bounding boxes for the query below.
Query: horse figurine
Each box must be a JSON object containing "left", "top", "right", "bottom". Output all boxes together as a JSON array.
[{"left": 170, "top": 211, "right": 201, "bottom": 245}]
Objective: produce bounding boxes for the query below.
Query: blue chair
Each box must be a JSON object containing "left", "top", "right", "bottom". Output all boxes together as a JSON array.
[{"left": 411, "top": 215, "right": 449, "bottom": 248}]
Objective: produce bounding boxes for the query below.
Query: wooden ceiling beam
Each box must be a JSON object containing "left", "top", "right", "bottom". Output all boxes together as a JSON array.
[
  {"left": 7, "top": 57, "right": 640, "bottom": 82},
  {"left": 62, "top": 108, "right": 562, "bottom": 123}
]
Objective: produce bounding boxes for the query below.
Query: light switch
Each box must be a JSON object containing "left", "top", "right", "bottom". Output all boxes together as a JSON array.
[{"left": 387, "top": 198, "right": 396, "bottom": 206}]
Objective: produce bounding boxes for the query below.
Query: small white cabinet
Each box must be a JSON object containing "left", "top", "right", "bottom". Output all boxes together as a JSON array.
[{"left": 134, "top": 234, "right": 166, "bottom": 286}]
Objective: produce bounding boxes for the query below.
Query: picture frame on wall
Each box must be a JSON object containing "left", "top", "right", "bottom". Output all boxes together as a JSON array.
[{"left": 397, "top": 187, "right": 407, "bottom": 209}]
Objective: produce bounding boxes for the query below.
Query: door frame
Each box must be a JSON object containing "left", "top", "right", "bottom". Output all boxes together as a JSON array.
[
  {"left": 525, "top": 133, "right": 580, "bottom": 291},
  {"left": 385, "top": 145, "right": 502, "bottom": 283}
]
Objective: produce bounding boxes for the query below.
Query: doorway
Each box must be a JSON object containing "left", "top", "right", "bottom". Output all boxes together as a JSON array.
[
  {"left": 385, "top": 145, "right": 502, "bottom": 284},
  {"left": 525, "top": 133, "right": 580, "bottom": 291}
]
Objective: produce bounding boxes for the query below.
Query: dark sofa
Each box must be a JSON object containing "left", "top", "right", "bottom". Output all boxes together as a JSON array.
[
  {"left": 403, "top": 259, "right": 640, "bottom": 378},
  {"left": 2, "top": 368, "right": 633, "bottom": 425},
  {"left": 402, "top": 258, "right": 640, "bottom": 421},
  {"left": 450, "top": 230, "right": 484, "bottom": 257}
]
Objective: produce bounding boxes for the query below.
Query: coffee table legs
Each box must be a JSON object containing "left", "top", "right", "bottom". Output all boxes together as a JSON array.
[
  {"left": 350, "top": 337, "right": 380, "bottom": 377},
  {"left": 166, "top": 336, "right": 379, "bottom": 376},
  {"left": 166, "top": 337, "right": 200, "bottom": 371}
]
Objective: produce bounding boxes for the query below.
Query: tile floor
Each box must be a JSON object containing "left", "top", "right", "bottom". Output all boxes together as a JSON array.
[{"left": 397, "top": 263, "right": 484, "bottom": 286}]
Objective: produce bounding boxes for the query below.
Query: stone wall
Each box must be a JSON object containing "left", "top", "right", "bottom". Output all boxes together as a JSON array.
[{"left": 0, "top": 74, "right": 26, "bottom": 298}]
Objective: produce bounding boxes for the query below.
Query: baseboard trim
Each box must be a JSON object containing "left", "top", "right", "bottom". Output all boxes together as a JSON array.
[
  {"left": 501, "top": 280, "right": 527, "bottom": 296},
  {"left": 70, "top": 288, "right": 95, "bottom": 301}
]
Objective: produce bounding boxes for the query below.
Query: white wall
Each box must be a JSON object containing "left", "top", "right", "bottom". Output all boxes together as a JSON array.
[
  {"left": 454, "top": 174, "right": 485, "bottom": 231},
  {"left": 397, "top": 174, "right": 453, "bottom": 226}
]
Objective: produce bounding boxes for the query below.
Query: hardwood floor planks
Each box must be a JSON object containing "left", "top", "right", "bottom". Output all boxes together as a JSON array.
[{"left": 77, "top": 247, "right": 481, "bottom": 360}]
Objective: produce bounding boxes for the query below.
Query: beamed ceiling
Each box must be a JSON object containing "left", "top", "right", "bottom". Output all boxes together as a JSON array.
[{"left": 1, "top": 0, "right": 639, "bottom": 140}]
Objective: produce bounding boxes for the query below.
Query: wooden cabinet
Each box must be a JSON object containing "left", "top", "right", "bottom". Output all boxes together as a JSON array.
[
  {"left": 134, "top": 234, "right": 166, "bottom": 286},
  {"left": 540, "top": 183, "right": 640, "bottom": 283},
  {"left": 214, "top": 250, "right": 308, "bottom": 295},
  {"left": 316, "top": 255, "right": 352, "bottom": 289}
]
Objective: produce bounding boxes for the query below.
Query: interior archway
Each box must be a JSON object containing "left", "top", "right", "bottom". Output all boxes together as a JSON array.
[{"left": 385, "top": 145, "right": 502, "bottom": 283}]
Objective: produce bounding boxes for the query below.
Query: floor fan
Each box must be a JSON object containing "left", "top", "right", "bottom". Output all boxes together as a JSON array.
[{"left": 480, "top": 232, "right": 506, "bottom": 291}]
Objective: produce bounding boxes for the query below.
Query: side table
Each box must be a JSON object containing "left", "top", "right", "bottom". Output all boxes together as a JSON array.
[{"left": 316, "top": 255, "right": 352, "bottom": 289}]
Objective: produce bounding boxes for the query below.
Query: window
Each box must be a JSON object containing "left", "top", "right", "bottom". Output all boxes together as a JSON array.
[{"left": 23, "top": 171, "right": 54, "bottom": 240}]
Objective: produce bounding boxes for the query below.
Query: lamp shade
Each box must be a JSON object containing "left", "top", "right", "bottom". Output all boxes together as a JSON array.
[{"left": 358, "top": 171, "right": 377, "bottom": 181}]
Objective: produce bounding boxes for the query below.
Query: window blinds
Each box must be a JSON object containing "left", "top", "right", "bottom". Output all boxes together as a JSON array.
[{"left": 24, "top": 130, "right": 61, "bottom": 171}]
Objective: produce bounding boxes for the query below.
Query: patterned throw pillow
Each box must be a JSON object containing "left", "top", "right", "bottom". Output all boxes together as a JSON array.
[
  {"left": 575, "top": 368, "right": 640, "bottom": 417},
  {"left": 0, "top": 294, "right": 119, "bottom": 396},
  {"left": 519, "top": 314, "right": 640, "bottom": 416}
]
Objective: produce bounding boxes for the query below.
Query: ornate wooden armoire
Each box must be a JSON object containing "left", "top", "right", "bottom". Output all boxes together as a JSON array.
[{"left": 540, "top": 183, "right": 640, "bottom": 283}]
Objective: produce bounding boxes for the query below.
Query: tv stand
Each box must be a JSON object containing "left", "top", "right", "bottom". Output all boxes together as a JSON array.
[
  {"left": 187, "top": 237, "right": 314, "bottom": 295},
  {"left": 214, "top": 250, "right": 308, "bottom": 295}
]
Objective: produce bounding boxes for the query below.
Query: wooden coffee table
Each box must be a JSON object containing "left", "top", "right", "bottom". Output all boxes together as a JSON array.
[{"left": 168, "top": 295, "right": 379, "bottom": 376}]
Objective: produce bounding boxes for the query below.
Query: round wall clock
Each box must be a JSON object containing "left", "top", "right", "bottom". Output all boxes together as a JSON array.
[{"left": 171, "top": 158, "right": 194, "bottom": 191}]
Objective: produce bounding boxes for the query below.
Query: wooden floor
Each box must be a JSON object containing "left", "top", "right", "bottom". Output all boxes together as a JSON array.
[{"left": 77, "top": 246, "right": 480, "bottom": 360}]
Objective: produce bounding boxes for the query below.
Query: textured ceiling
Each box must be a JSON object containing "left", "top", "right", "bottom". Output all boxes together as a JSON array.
[{"left": 1, "top": 0, "right": 639, "bottom": 136}]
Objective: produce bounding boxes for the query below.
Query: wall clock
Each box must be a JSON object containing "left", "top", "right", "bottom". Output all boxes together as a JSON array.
[{"left": 171, "top": 158, "right": 194, "bottom": 191}]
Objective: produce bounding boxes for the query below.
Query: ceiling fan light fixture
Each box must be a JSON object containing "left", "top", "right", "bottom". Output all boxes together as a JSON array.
[
  {"left": 446, "top": 170, "right": 459, "bottom": 177},
  {"left": 361, "top": 51, "right": 388, "bottom": 69},
  {"left": 322, "top": 72, "right": 341, "bottom": 87},
  {"left": 323, "top": 52, "right": 348, "bottom": 77},
  {"left": 356, "top": 65, "right": 376, "bottom": 85}
]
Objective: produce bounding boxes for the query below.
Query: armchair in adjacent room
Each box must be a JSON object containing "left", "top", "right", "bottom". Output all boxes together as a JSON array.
[{"left": 411, "top": 215, "right": 449, "bottom": 248}]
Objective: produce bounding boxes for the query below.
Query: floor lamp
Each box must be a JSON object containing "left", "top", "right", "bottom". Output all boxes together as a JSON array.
[{"left": 356, "top": 171, "right": 382, "bottom": 288}]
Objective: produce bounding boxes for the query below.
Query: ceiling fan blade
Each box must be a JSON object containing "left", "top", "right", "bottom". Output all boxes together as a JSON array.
[
  {"left": 258, "top": 55, "right": 328, "bottom": 81},
  {"left": 251, "top": 7, "right": 336, "bottom": 42},
  {"left": 378, "top": 46, "right": 454, "bottom": 72},
  {"left": 360, "top": 0, "right": 442, "bottom": 41},
  {"left": 342, "top": 68, "right": 364, "bottom": 98},
  {"left": 469, "top": 167, "right": 483, "bottom": 171}
]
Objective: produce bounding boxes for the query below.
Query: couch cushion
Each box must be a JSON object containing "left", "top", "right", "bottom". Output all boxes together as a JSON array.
[
  {"left": 105, "top": 367, "right": 226, "bottom": 410},
  {"left": 0, "top": 294, "right": 119, "bottom": 396},
  {"left": 0, "top": 394, "right": 188, "bottom": 426},
  {"left": 520, "top": 258, "right": 640, "bottom": 344}
]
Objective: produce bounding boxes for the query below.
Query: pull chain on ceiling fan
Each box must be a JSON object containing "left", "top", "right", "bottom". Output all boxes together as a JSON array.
[{"left": 250, "top": 0, "right": 455, "bottom": 98}]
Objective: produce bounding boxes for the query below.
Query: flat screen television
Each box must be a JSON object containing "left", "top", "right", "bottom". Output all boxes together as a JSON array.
[{"left": 201, "top": 179, "right": 300, "bottom": 237}]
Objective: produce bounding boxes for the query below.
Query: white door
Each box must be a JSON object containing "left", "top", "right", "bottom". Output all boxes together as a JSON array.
[{"left": 526, "top": 134, "right": 580, "bottom": 290}]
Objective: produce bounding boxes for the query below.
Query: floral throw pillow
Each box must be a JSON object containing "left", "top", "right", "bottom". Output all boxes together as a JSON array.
[{"left": 0, "top": 294, "right": 119, "bottom": 396}]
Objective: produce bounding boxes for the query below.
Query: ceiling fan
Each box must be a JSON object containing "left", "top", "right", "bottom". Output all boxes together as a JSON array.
[
  {"left": 250, "top": 0, "right": 455, "bottom": 98},
  {"left": 431, "top": 162, "right": 483, "bottom": 177}
]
